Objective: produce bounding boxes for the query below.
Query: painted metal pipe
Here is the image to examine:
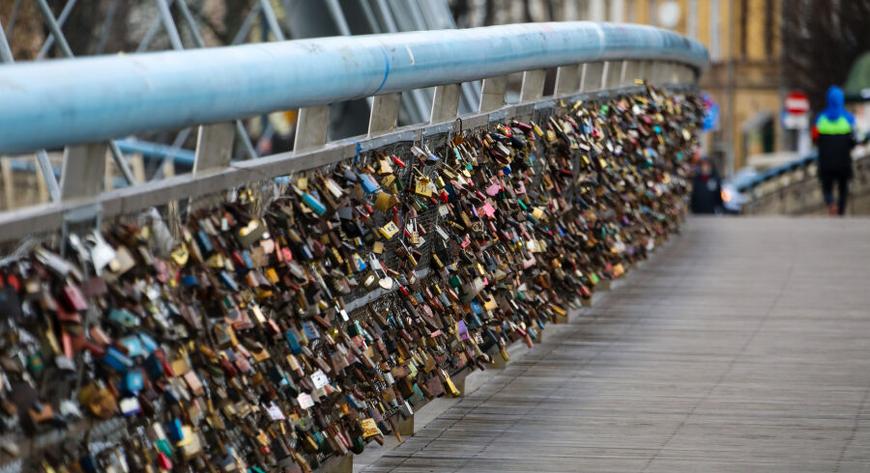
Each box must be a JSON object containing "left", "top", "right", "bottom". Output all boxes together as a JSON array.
[{"left": 0, "top": 22, "right": 707, "bottom": 154}]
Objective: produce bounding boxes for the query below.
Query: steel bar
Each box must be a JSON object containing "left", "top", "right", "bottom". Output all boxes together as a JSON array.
[
  {"left": 259, "top": 0, "right": 286, "bottom": 41},
  {"left": 4, "top": 0, "right": 22, "bottom": 38},
  {"left": 137, "top": 1, "right": 173, "bottom": 53},
  {"left": 325, "top": 0, "right": 352, "bottom": 36},
  {"left": 0, "top": 22, "right": 707, "bottom": 154},
  {"left": 36, "top": 0, "right": 78, "bottom": 59},
  {"left": 149, "top": 128, "right": 193, "bottom": 181},
  {"left": 231, "top": 2, "right": 262, "bottom": 45},
  {"left": 0, "top": 20, "right": 13, "bottom": 62},
  {"left": 174, "top": 0, "right": 205, "bottom": 49},
  {"left": 34, "top": 0, "right": 74, "bottom": 57},
  {"left": 155, "top": 0, "right": 184, "bottom": 50}
]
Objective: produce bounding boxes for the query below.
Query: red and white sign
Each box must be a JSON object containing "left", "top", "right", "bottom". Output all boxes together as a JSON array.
[
  {"left": 785, "top": 91, "right": 810, "bottom": 114},
  {"left": 783, "top": 90, "right": 810, "bottom": 130}
]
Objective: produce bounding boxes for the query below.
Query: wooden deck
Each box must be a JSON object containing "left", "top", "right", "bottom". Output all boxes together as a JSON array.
[{"left": 359, "top": 217, "right": 870, "bottom": 472}]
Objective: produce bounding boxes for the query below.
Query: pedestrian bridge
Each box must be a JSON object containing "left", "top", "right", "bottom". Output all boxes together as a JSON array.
[
  {"left": 357, "top": 217, "right": 870, "bottom": 473},
  {"left": 1, "top": 20, "right": 868, "bottom": 473}
]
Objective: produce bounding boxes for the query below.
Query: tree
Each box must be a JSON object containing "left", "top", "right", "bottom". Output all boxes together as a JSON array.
[{"left": 781, "top": 0, "right": 870, "bottom": 112}]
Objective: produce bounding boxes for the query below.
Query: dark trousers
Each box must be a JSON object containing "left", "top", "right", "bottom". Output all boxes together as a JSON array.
[{"left": 821, "top": 173, "right": 850, "bottom": 215}]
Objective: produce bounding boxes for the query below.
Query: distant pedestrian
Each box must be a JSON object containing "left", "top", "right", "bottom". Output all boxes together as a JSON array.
[
  {"left": 690, "top": 158, "right": 723, "bottom": 214},
  {"left": 814, "top": 86, "right": 856, "bottom": 216}
]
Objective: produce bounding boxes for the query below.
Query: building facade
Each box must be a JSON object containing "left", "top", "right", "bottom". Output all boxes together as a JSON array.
[
  {"left": 619, "top": 0, "right": 784, "bottom": 174},
  {"left": 456, "top": 0, "right": 786, "bottom": 175}
]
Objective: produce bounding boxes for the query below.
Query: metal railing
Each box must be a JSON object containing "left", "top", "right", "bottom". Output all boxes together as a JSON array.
[
  {"left": 0, "top": 22, "right": 708, "bottom": 244},
  {"left": 739, "top": 148, "right": 870, "bottom": 214}
]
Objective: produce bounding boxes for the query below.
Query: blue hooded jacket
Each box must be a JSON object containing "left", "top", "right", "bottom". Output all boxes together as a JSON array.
[
  {"left": 816, "top": 86, "right": 856, "bottom": 176},
  {"left": 818, "top": 86, "right": 855, "bottom": 130}
]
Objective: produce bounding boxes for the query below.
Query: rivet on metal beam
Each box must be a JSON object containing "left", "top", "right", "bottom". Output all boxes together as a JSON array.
[
  {"left": 61, "top": 143, "right": 109, "bottom": 199},
  {"left": 554, "top": 64, "right": 581, "bottom": 96},
  {"left": 429, "top": 84, "right": 461, "bottom": 124},
  {"left": 193, "top": 123, "right": 235, "bottom": 174},
  {"left": 478, "top": 75, "right": 508, "bottom": 113},
  {"left": 368, "top": 93, "right": 401, "bottom": 137},
  {"left": 519, "top": 69, "right": 547, "bottom": 103},
  {"left": 294, "top": 106, "right": 330, "bottom": 152}
]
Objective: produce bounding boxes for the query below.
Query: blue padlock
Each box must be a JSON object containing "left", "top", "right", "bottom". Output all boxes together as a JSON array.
[
  {"left": 123, "top": 370, "right": 145, "bottom": 395},
  {"left": 167, "top": 418, "right": 184, "bottom": 443},
  {"left": 284, "top": 331, "right": 302, "bottom": 355},
  {"left": 196, "top": 229, "right": 214, "bottom": 254},
  {"left": 102, "top": 347, "right": 134, "bottom": 373},
  {"left": 180, "top": 274, "right": 199, "bottom": 287},
  {"left": 301, "top": 192, "right": 327, "bottom": 216}
]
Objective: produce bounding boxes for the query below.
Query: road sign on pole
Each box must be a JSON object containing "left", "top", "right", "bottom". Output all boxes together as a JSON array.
[{"left": 783, "top": 90, "right": 810, "bottom": 130}]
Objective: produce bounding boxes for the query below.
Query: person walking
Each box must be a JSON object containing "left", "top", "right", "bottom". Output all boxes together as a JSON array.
[
  {"left": 690, "top": 158, "right": 723, "bottom": 214},
  {"left": 815, "top": 86, "right": 857, "bottom": 216}
]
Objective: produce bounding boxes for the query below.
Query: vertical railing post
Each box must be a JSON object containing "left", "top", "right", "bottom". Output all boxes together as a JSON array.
[
  {"left": 479, "top": 76, "right": 508, "bottom": 113},
  {"left": 60, "top": 144, "right": 109, "bottom": 199},
  {"left": 554, "top": 65, "right": 581, "bottom": 96},
  {"left": 603, "top": 60, "right": 622, "bottom": 89},
  {"left": 429, "top": 84, "right": 461, "bottom": 124},
  {"left": 581, "top": 62, "right": 605, "bottom": 92},
  {"left": 193, "top": 124, "right": 235, "bottom": 174},
  {"left": 294, "top": 106, "right": 331, "bottom": 152},
  {"left": 519, "top": 69, "right": 547, "bottom": 102},
  {"left": 368, "top": 93, "right": 402, "bottom": 136}
]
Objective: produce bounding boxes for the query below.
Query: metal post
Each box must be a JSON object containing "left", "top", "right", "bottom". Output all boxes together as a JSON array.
[
  {"left": 479, "top": 76, "right": 508, "bottom": 113},
  {"left": 520, "top": 69, "right": 547, "bottom": 102},
  {"left": 193, "top": 124, "right": 235, "bottom": 173},
  {"left": 1, "top": 159, "right": 14, "bottom": 210},
  {"left": 603, "top": 61, "right": 621, "bottom": 89},
  {"left": 581, "top": 62, "right": 605, "bottom": 92},
  {"left": 554, "top": 65, "right": 581, "bottom": 96},
  {"left": 61, "top": 144, "right": 109, "bottom": 199},
  {"left": 429, "top": 84, "right": 461, "bottom": 124},
  {"left": 294, "top": 106, "right": 330, "bottom": 152},
  {"left": 368, "top": 94, "right": 401, "bottom": 136}
]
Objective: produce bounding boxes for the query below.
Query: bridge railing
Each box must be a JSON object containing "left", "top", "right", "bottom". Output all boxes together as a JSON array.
[
  {"left": 738, "top": 147, "right": 870, "bottom": 215},
  {"left": 0, "top": 22, "right": 707, "bottom": 244}
]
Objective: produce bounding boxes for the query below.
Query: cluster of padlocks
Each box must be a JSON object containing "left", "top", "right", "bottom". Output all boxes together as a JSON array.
[{"left": 0, "top": 85, "right": 702, "bottom": 472}]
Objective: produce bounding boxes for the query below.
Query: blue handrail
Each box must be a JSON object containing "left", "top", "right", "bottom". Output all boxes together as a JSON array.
[
  {"left": 0, "top": 22, "right": 707, "bottom": 154},
  {"left": 734, "top": 154, "right": 817, "bottom": 193}
]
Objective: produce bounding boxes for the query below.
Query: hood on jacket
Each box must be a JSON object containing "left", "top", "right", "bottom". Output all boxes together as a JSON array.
[{"left": 822, "top": 86, "right": 855, "bottom": 124}]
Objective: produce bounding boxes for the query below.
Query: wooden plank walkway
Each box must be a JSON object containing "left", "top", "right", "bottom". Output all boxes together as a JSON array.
[{"left": 360, "top": 217, "right": 870, "bottom": 473}]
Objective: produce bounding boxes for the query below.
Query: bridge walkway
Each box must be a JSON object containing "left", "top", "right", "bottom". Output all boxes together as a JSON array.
[{"left": 360, "top": 217, "right": 870, "bottom": 473}]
